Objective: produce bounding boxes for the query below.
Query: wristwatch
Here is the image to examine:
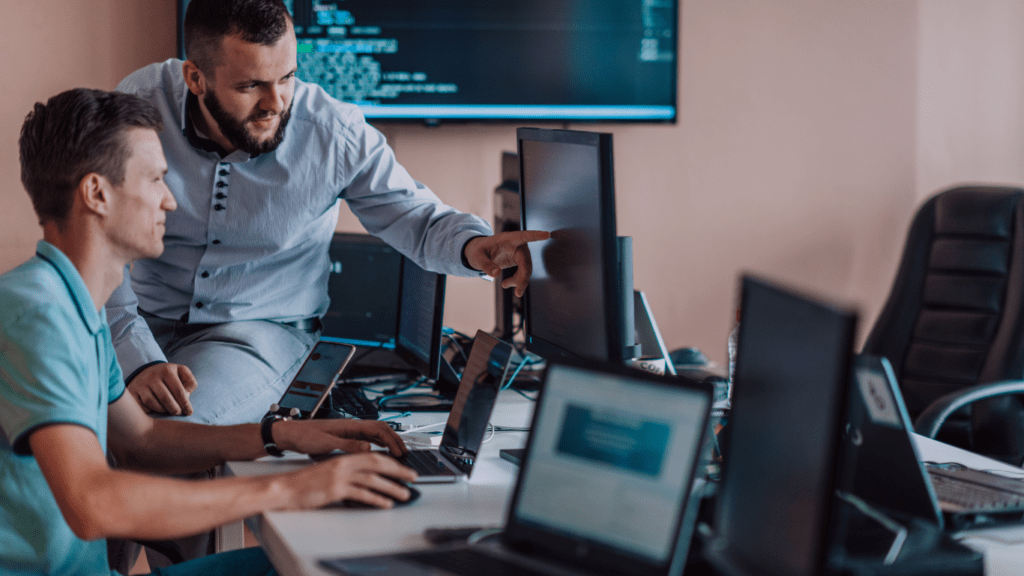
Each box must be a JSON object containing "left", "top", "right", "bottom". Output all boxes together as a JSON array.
[{"left": 261, "top": 415, "right": 285, "bottom": 457}]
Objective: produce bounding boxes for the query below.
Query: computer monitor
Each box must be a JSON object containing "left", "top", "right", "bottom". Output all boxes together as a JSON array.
[
  {"left": 320, "top": 232, "right": 446, "bottom": 383},
  {"left": 395, "top": 258, "right": 446, "bottom": 381},
  {"left": 176, "top": 0, "right": 678, "bottom": 124},
  {"left": 321, "top": 232, "right": 402, "bottom": 348},
  {"left": 707, "top": 276, "right": 858, "bottom": 576},
  {"left": 517, "top": 127, "right": 630, "bottom": 364}
]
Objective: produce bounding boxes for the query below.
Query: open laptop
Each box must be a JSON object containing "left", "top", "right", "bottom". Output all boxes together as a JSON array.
[
  {"left": 398, "top": 330, "right": 520, "bottom": 483},
  {"left": 846, "top": 354, "right": 1024, "bottom": 530},
  {"left": 322, "top": 359, "right": 716, "bottom": 576}
]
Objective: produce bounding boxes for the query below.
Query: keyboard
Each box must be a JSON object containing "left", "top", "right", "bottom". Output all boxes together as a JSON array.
[
  {"left": 928, "top": 466, "right": 1024, "bottom": 513},
  {"left": 400, "top": 449, "right": 456, "bottom": 476},
  {"left": 331, "top": 386, "right": 379, "bottom": 420},
  {"left": 400, "top": 548, "right": 550, "bottom": 576}
]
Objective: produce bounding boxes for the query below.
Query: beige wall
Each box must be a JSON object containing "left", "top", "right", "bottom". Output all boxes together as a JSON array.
[
  {"left": 917, "top": 0, "right": 1024, "bottom": 200},
  {"left": 2, "top": 1, "right": 1020, "bottom": 365}
]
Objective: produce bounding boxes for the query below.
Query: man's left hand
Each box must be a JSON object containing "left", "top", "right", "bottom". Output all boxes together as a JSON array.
[
  {"left": 464, "top": 230, "right": 551, "bottom": 297},
  {"left": 273, "top": 419, "right": 409, "bottom": 457}
]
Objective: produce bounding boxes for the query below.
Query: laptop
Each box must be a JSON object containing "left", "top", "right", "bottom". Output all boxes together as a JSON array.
[
  {"left": 322, "top": 359, "right": 716, "bottom": 576},
  {"left": 398, "top": 330, "right": 520, "bottom": 483},
  {"left": 846, "top": 354, "right": 1024, "bottom": 530}
]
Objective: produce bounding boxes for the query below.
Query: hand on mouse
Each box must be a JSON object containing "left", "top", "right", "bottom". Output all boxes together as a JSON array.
[{"left": 280, "top": 452, "right": 418, "bottom": 510}]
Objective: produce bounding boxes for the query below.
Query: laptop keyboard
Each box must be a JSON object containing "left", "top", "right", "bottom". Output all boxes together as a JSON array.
[
  {"left": 402, "top": 548, "right": 551, "bottom": 576},
  {"left": 400, "top": 449, "right": 457, "bottom": 476},
  {"left": 928, "top": 466, "right": 1024, "bottom": 512},
  {"left": 331, "top": 386, "right": 379, "bottom": 420}
]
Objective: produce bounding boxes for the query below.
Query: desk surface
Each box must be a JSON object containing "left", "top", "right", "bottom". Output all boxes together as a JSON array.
[
  {"left": 228, "top": 395, "right": 1024, "bottom": 576},
  {"left": 226, "top": 390, "right": 534, "bottom": 576}
]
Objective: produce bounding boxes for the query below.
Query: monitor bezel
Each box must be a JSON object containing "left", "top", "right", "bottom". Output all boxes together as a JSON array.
[{"left": 517, "top": 127, "right": 625, "bottom": 364}]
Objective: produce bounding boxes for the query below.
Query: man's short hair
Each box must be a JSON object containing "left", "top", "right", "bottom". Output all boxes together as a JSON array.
[
  {"left": 184, "top": 0, "right": 293, "bottom": 75},
  {"left": 19, "top": 88, "right": 164, "bottom": 227}
]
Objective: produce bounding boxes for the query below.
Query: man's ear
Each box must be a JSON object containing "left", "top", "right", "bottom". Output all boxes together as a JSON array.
[
  {"left": 79, "top": 173, "right": 112, "bottom": 219},
  {"left": 182, "top": 60, "right": 207, "bottom": 97}
]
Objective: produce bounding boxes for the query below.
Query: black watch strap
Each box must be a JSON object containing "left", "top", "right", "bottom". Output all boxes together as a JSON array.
[{"left": 261, "top": 416, "right": 285, "bottom": 457}]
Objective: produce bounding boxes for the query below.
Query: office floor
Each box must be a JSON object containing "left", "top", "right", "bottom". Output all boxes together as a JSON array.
[{"left": 128, "top": 528, "right": 261, "bottom": 574}]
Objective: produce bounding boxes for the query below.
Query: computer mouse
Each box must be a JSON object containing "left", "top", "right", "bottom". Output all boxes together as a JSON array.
[{"left": 328, "top": 479, "right": 421, "bottom": 509}]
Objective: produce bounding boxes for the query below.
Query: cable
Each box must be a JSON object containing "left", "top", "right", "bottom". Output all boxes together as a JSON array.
[
  {"left": 501, "top": 356, "right": 534, "bottom": 391},
  {"left": 378, "top": 393, "right": 448, "bottom": 411},
  {"left": 398, "top": 421, "right": 448, "bottom": 435},
  {"left": 380, "top": 411, "right": 411, "bottom": 422},
  {"left": 513, "top": 388, "right": 537, "bottom": 401},
  {"left": 481, "top": 422, "right": 496, "bottom": 444},
  {"left": 466, "top": 528, "right": 503, "bottom": 545}
]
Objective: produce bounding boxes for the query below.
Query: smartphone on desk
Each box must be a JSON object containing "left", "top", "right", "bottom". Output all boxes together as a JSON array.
[{"left": 270, "top": 341, "right": 356, "bottom": 419}]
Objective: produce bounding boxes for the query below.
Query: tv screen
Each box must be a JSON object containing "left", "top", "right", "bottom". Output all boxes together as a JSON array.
[{"left": 177, "top": 0, "right": 678, "bottom": 123}]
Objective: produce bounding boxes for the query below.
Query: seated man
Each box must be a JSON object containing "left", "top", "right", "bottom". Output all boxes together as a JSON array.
[{"left": 0, "top": 88, "right": 415, "bottom": 576}]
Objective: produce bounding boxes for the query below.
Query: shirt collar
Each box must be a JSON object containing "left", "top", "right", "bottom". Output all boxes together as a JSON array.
[
  {"left": 182, "top": 89, "right": 257, "bottom": 162},
  {"left": 34, "top": 240, "right": 104, "bottom": 335}
]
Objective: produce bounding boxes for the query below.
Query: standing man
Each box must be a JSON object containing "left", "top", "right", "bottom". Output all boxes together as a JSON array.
[
  {"left": 109, "top": 0, "right": 548, "bottom": 425},
  {"left": 2, "top": 87, "right": 416, "bottom": 576}
]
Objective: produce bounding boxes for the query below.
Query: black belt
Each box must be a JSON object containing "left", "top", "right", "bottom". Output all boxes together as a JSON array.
[
  {"left": 167, "top": 310, "right": 321, "bottom": 333},
  {"left": 278, "top": 317, "right": 322, "bottom": 333}
]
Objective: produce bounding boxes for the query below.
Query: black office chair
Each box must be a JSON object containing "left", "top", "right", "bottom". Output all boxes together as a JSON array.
[{"left": 862, "top": 185, "right": 1024, "bottom": 465}]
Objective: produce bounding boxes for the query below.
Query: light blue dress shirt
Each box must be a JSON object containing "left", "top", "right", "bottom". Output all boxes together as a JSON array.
[
  {"left": 107, "top": 59, "right": 491, "bottom": 379},
  {"left": 0, "top": 241, "right": 124, "bottom": 576}
]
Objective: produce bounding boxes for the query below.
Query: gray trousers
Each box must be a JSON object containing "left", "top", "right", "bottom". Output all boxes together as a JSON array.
[{"left": 142, "top": 313, "right": 319, "bottom": 425}]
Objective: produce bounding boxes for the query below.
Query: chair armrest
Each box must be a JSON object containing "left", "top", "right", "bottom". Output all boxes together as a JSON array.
[{"left": 913, "top": 380, "right": 1024, "bottom": 439}]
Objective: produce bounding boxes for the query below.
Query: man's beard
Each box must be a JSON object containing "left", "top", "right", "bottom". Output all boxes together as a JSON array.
[{"left": 203, "top": 89, "right": 292, "bottom": 156}]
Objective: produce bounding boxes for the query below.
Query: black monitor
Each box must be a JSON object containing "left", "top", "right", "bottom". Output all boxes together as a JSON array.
[
  {"left": 320, "top": 232, "right": 446, "bottom": 382},
  {"left": 518, "top": 128, "right": 629, "bottom": 365},
  {"left": 707, "top": 276, "right": 858, "bottom": 576},
  {"left": 321, "top": 232, "right": 402, "bottom": 348},
  {"left": 176, "top": 0, "right": 678, "bottom": 124},
  {"left": 395, "top": 259, "right": 446, "bottom": 381}
]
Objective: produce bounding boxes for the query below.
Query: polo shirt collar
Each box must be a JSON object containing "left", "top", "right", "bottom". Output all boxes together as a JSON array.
[{"left": 34, "top": 240, "right": 103, "bottom": 335}]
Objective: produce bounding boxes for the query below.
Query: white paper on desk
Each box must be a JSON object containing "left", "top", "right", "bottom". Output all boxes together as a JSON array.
[
  {"left": 855, "top": 368, "right": 902, "bottom": 428},
  {"left": 403, "top": 432, "right": 443, "bottom": 448}
]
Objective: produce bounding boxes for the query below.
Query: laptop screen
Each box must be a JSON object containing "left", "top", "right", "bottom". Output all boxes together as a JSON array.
[
  {"left": 439, "top": 331, "right": 518, "bottom": 464},
  {"left": 510, "top": 363, "right": 711, "bottom": 569}
]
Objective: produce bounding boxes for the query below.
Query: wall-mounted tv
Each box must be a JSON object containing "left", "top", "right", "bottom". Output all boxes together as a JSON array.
[{"left": 177, "top": 0, "right": 679, "bottom": 124}]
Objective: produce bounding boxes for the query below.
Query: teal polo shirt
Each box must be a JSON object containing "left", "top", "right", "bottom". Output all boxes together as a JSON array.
[{"left": 0, "top": 241, "right": 125, "bottom": 575}]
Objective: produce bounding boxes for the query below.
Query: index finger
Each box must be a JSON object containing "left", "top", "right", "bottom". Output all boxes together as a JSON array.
[
  {"left": 364, "top": 422, "right": 409, "bottom": 456},
  {"left": 511, "top": 230, "right": 550, "bottom": 245},
  {"left": 162, "top": 371, "right": 194, "bottom": 417},
  {"left": 176, "top": 364, "right": 199, "bottom": 393}
]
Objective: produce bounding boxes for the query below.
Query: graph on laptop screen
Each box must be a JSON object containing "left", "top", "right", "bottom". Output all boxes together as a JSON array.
[{"left": 518, "top": 128, "right": 631, "bottom": 365}]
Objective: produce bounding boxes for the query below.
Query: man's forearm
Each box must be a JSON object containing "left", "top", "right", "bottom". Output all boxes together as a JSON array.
[{"left": 117, "top": 419, "right": 266, "bottom": 474}]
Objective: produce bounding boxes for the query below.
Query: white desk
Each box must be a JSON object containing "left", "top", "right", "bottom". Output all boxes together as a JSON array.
[
  {"left": 913, "top": 434, "right": 1024, "bottom": 575},
  {"left": 228, "top": 399, "right": 1024, "bottom": 576},
  {"left": 226, "top": 390, "right": 535, "bottom": 576}
]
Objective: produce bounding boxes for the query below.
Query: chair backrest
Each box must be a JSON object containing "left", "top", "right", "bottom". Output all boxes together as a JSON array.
[{"left": 863, "top": 185, "right": 1024, "bottom": 458}]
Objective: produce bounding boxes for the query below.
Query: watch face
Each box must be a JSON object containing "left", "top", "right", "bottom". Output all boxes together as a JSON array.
[{"left": 261, "top": 416, "right": 285, "bottom": 456}]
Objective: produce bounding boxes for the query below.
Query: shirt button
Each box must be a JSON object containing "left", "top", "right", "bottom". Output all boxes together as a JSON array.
[
  {"left": 195, "top": 302, "right": 204, "bottom": 309},
  {"left": 216, "top": 181, "right": 228, "bottom": 188},
  {"left": 212, "top": 239, "right": 221, "bottom": 245},
  {"left": 214, "top": 204, "right": 225, "bottom": 211},
  {"left": 201, "top": 271, "right": 210, "bottom": 278},
  {"left": 218, "top": 170, "right": 229, "bottom": 176},
  {"left": 215, "top": 193, "right": 226, "bottom": 199},
  {"left": 219, "top": 162, "right": 229, "bottom": 167}
]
